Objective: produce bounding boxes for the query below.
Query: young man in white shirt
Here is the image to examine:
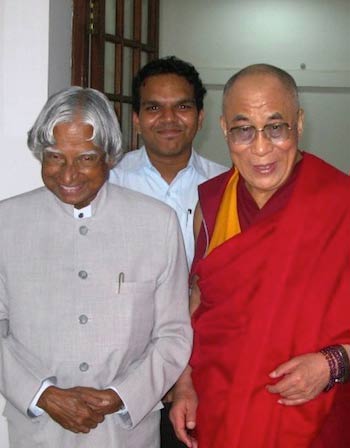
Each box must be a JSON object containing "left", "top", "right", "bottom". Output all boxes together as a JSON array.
[{"left": 109, "top": 56, "right": 228, "bottom": 268}]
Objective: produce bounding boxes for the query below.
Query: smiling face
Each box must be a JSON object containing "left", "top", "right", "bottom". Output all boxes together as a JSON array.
[
  {"left": 42, "top": 119, "right": 112, "bottom": 209},
  {"left": 221, "top": 73, "right": 304, "bottom": 208},
  {"left": 133, "top": 74, "right": 204, "bottom": 163}
]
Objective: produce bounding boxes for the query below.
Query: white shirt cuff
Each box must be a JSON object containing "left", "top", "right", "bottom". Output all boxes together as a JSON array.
[{"left": 28, "top": 379, "right": 56, "bottom": 417}]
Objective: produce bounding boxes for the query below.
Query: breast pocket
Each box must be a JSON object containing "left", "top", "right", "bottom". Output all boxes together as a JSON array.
[{"left": 100, "top": 280, "right": 156, "bottom": 356}]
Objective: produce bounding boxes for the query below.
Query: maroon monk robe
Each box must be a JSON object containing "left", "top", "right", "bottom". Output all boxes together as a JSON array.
[{"left": 191, "top": 152, "right": 350, "bottom": 447}]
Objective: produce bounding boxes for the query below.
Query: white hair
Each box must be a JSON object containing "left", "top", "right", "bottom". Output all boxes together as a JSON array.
[{"left": 27, "top": 86, "right": 122, "bottom": 165}]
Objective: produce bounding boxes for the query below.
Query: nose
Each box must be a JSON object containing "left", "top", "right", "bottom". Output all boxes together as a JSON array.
[
  {"left": 250, "top": 130, "right": 273, "bottom": 156},
  {"left": 160, "top": 106, "right": 177, "bottom": 122},
  {"left": 60, "top": 161, "right": 79, "bottom": 184}
]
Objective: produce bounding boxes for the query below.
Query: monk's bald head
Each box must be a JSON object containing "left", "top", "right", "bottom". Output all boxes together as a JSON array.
[{"left": 222, "top": 64, "right": 299, "bottom": 111}]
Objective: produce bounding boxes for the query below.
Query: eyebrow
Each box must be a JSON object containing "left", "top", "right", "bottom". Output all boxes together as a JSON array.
[
  {"left": 44, "top": 147, "right": 62, "bottom": 154},
  {"left": 141, "top": 100, "right": 160, "bottom": 106},
  {"left": 231, "top": 114, "right": 249, "bottom": 122},
  {"left": 44, "top": 148, "right": 100, "bottom": 155},
  {"left": 268, "top": 112, "right": 284, "bottom": 120},
  {"left": 176, "top": 98, "right": 196, "bottom": 105}
]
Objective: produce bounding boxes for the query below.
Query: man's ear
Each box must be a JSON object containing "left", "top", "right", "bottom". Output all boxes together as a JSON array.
[
  {"left": 197, "top": 109, "right": 204, "bottom": 130},
  {"left": 133, "top": 111, "right": 141, "bottom": 134},
  {"left": 220, "top": 115, "right": 228, "bottom": 139},
  {"left": 297, "top": 108, "right": 305, "bottom": 137},
  {"left": 107, "top": 156, "right": 117, "bottom": 170}
]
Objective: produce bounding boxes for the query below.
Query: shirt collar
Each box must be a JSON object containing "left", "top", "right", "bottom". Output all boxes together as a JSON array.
[
  {"left": 138, "top": 145, "right": 207, "bottom": 177},
  {"left": 49, "top": 182, "right": 108, "bottom": 219},
  {"left": 74, "top": 204, "right": 92, "bottom": 219},
  {"left": 188, "top": 150, "right": 208, "bottom": 177},
  {"left": 129, "top": 146, "right": 153, "bottom": 171}
]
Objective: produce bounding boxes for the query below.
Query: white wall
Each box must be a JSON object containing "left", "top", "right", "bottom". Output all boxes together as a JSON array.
[
  {"left": 159, "top": 0, "right": 350, "bottom": 172},
  {"left": 0, "top": 0, "right": 72, "bottom": 446},
  {"left": 0, "top": 0, "right": 72, "bottom": 203},
  {"left": 0, "top": 1, "right": 49, "bottom": 203}
]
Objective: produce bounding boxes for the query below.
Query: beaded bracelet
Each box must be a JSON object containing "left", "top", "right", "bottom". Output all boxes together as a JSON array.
[
  {"left": 338, "top": 345, "right": 350, "bottom": 382},
  {"left": 320, "top": 345, "right": 350, "bottom": 392}
]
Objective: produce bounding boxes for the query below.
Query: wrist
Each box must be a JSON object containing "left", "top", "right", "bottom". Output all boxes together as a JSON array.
[
  {"left": 37, "top": 385, "right": 57, "bottom": 410},
  {"left": 320, "top": 345, "right": 350, "bottom": 392},
  {"left": 105, "top": 389, "right": 123, "bottom": 412}
]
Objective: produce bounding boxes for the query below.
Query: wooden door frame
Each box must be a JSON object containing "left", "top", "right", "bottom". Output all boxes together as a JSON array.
[
  {"left": 71, "top": 0, "right": 159, "bottom": 150},
  {"left": 71, "top": 0, "right": 90, "bottom": 87}
]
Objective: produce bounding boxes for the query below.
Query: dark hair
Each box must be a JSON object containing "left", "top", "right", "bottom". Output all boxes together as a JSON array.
[
  {"left": 132, "top": 56, "right": 207, "bottom": 113},
  {"left": 223, "top": 63, "right": 299, "bottom": 110}
]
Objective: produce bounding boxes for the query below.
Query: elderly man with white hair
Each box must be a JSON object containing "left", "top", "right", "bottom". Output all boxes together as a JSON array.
[{"left": 0, "top": 86, "right": 192, "bottom": 448}]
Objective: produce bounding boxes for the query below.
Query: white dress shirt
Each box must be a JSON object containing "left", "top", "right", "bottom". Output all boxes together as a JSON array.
[{"left": 109, "top": 147, "right": 228, "bottom": 266}]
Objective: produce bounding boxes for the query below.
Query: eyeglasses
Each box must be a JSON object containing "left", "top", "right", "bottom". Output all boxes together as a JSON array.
[
  {"left": 227, "top": 122, "right": 293, "bottom": 145},
  {"left": 43, "top": 149, "right": 105, "bottom": 169}
]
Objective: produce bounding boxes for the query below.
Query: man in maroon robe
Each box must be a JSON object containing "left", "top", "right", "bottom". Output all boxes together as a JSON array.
[{"left": 170, "top": 64, "right": 350, "bottom": 448}]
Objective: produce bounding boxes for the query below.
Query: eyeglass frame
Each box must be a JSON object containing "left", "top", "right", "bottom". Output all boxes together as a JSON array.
[{"left": 226, "top": 122, "right": 294, "bottom": 145}]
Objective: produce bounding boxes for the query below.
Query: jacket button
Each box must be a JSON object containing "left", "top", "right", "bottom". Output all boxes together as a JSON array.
[
  {"left": 78, "top": 270, "right": 88, "bottom": 279},
  {"left": 79, "top": 362, "right": 89, "bottom": 372},
  {"left": 79, "top": 314, "right": 88, "bottom": 324},
  {"left": 79, "top": 225, "right": 88, "bottom": 235}
]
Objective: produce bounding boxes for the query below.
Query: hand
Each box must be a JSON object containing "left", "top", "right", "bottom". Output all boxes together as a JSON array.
[
  {"left": 37, "top": 386, "right": 105, "bottom": 433},
  {"left": 169, "top": 367, "right": 198, "bottom": 448},
  {"left": 266, "top": 352, "right": 330, "bottom": 405},
  {"left": 76, "top": 387, "right": 122, "bottom": 415},
  {"left": 189, "top": 278, "right": 201, "bottom": 316},
  {"left": 162, "top": 388, "right": 174, "bottom": 403}
]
